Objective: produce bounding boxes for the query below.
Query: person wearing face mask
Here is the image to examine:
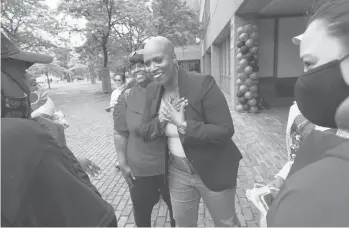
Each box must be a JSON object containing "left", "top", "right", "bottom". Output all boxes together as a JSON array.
[
  {"left": 267, "top": 0, "right": 349, "bottom": 226},
  {"left": 1, "top": 31, "right": 117, "bottom": 227},
  {"left": 113, "top": 50, "right": 179, "bottom": 227},
  {"left": 133, "top": 36, "right": 242, "bottom": 227}
]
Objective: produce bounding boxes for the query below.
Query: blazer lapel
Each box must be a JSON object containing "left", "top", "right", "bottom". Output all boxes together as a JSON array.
[
  {"left": 150, "top": 83, "right": 164, "bottom": 117},
  {"left": 178, "top": 68, "right": 189, "bottom": 98}
]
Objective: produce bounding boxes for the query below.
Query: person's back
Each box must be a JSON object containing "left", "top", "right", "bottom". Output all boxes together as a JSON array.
[{"left": 1, "top": 118, "right": 116, "bottom": 227}]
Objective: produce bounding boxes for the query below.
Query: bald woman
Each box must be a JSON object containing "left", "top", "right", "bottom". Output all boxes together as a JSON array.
[{"left": 135, "top": 36, "right": 242, "bottom": 227}]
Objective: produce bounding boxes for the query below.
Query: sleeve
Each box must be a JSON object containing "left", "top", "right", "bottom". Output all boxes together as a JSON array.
[
  {"left": 109, "top": 90, "right": 116, "bottom": 107},
  {"left": 19, "top": 147, "right": 115, "bottom": 227},
  {"left": 266, "top": 183, "right": 349, "bottom": 227},
  {"left": 113, "top": 89, "right": 129, "bottom": 138},
  {"left": 182, "top": 76, "right": 234, "bottom": 145},
  {"left": 134, "top": 84, "right": 166, "bottom": 141}
]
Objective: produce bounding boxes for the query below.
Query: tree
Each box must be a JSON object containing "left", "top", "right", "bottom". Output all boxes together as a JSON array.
[
  {"left": 59, "top": 0, "right": 202, "bottom": 91},
  {"left": 59, "top": 0, "right": 126, "bottom": 93},
  {"left": 151, "top": 0, "right": 202, "bottom": 46},
  {"left": 111, "top": 0, "right": 152, "bottom": 53},
  {"left": 1, "top": 0, "right": 65, "bottom": 51}
]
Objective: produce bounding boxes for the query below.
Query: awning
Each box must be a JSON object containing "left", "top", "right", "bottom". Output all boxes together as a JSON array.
[{"left": 236, "top": 0, "right": 319, "bottom": 17}]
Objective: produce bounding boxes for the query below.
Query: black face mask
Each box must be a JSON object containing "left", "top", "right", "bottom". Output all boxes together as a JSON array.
[
  {"left": 1, "top": 70, "right": 31, "bottom": 119},
  {"left": 294, "top": 54, "right": 349, "bottom": 128}
]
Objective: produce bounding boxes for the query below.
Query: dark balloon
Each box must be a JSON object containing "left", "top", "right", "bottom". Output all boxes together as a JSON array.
[
  {"left": 243, "top": 104, "right": 250, "bottom": 111},
  {"left": 250, "top": 60, "right": 258, "bottom": 68},
  {"left": 236, "top": 90, "right": 244, "bottom": 97},
  {"left": 245, "top": 53, "right": 254, "bottom": 61},
  {"left": 238, "top": 97, "right": 247, "bottom": 104},
  {"left": 238, "top": 72, "right": 248, "bottom": 81},
  {"left": 253, "top": 66, "right": 259, "bottom": 72},
  {"left": 245, "top": 78, "right": 253, "bottom": 87},
  {"left": 240, "top": 46, "right": 249, "bottom": 55},
  {"left": 237, "top": 41, "right": 245, "bottom": 48}
]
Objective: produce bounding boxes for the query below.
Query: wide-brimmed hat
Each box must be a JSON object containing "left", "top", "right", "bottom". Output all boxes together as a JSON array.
[{"left": 1, "top": 32, "right": 53, "bottom": 64}]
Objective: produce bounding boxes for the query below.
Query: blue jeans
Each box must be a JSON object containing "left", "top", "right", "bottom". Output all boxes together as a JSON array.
[{"left": 168, "top": 154, "right": 240, "bottom": 227}]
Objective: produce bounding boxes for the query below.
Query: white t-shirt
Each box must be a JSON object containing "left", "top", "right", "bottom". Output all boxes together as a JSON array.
[{"left": 109, "top": 85, "right": 124, "bottom": 107}]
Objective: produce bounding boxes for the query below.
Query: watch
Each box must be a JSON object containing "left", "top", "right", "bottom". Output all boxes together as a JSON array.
[{"left": 177, "top": 121, "right": 187, "bottom": 134}]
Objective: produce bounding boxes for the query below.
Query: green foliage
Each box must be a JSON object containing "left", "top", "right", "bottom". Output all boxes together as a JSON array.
[
  {"left": 151, "top": 0, "right": 203, "bottom": 46},
  {"left": 1, "top": 0, "right": 66, "bottom": 51}
]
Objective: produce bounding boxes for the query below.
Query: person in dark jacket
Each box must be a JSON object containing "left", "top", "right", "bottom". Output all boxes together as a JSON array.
[
  {"left": 267, "top": 0, "right": 349, "bottom": 226},
  {"left": 1, "top": 31, "right": 117, "bottom": 227},
  {"left": 134, "top": 36, "right": 242, "bottom": 227},
  {"left": 113, "top": 50, "right": 177, "bottom": 227}
]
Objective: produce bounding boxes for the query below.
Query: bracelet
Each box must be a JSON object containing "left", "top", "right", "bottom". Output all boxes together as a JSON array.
[{"left": 177, "top": 121, "right": 187, "bottom": 134}]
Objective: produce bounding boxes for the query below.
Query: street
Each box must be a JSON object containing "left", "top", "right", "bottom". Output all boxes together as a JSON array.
[{"left": 49, "top": 81, "right": 289, "bottom": 227}]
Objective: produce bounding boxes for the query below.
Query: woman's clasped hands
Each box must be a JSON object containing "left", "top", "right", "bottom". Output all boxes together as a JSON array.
[{"left": 159, "top": 97, "right": 188, "bottom": 126}]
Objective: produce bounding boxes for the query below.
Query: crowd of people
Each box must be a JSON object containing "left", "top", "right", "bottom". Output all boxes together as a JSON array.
[{"left": 1, "top": 0, "right": 349, "bottom": 227}]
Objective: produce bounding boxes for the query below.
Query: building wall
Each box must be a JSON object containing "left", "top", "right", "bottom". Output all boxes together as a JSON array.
[
  {"left": 202, "top": 0, "right": 245, "bottom": 53},
  {"left": 277, "top": 17, "right": 307, "bottom": 78},
  {"left": 257, "top": 18, "right": 275, "bottom": 78},
  {"left": 174, "top": 45, "right": 201, "bottom": 61},
  {"left": 200, "top": 0, "right": 308, "bottom": 109}
]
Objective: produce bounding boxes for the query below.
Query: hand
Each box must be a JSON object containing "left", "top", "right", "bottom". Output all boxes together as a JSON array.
[
  {"left": 77, "top": 157, "right": 101, "bottom": 177},
  {"left": 172, "top": 97, "right": 188, "bottom": 111},
  {"left": 266, "top": 176, "right": 285, "bottom": 190},
  {"left": 105, "top": 107, "right": 112, "bottom": 112},
  {"left": 161, "top": 101, "right": 186, "bottom": 126},
  {"left": 119, "top": 163, "right": 136, "bottom": 188}
]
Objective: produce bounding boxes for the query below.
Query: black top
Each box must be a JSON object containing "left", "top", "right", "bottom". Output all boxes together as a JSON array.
[
  {"left": 113, "top": 85, "right": 166, "bottom": 176},
  {"left": 267, "top": 130, "right": 349, "bottom": 226},
  {"left": 1, "top": 118, "right": 115, "bottom": 227}
]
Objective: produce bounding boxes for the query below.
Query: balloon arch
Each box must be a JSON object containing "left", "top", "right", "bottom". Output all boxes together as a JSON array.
[{"left": 235, "top": 24, "right": 260, "bottom": 113}]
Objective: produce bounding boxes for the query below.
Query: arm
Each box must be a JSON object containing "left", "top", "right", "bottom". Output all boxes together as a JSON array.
[
  {"left": 114, "top": 130, "right": 128, "bottom": 165},
  {"left": 134, "top": 84, "right": 166, "bottom": 141},
  {"left": 31, "top": 148, "right": 115, "bottom": 227},
  {"left": 113, "top": 89, "right": 129, "bottom": 164},
  {"left": 182, "top": 76, "right": 234, "bottom": 146}
]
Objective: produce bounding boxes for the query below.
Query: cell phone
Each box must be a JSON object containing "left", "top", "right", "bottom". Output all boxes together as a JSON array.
[{"left": 260, "top": 192, "right": 273, "bottom": 210}]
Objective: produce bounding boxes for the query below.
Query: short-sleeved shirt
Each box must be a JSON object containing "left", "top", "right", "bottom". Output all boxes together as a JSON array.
[
  {"left": 1, "top": 118, "right": 115, "bottom": 227},
  {"left": 113, "top": 85, "right": 166, "bottom": 177}
]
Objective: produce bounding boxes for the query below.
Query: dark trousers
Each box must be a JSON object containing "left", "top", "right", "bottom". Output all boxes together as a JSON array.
[{"left": 129, "top": 174, "right": 175, "bottom": 227}]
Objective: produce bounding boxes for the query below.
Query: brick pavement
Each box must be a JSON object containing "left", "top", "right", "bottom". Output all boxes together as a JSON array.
[{"left": 49, "top": 81, "right": 289, "bottom": 227}]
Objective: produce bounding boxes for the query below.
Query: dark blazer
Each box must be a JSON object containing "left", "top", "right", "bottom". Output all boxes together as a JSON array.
[{"left": 135, "top": 69, "right": 242, "bottom": 191}]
